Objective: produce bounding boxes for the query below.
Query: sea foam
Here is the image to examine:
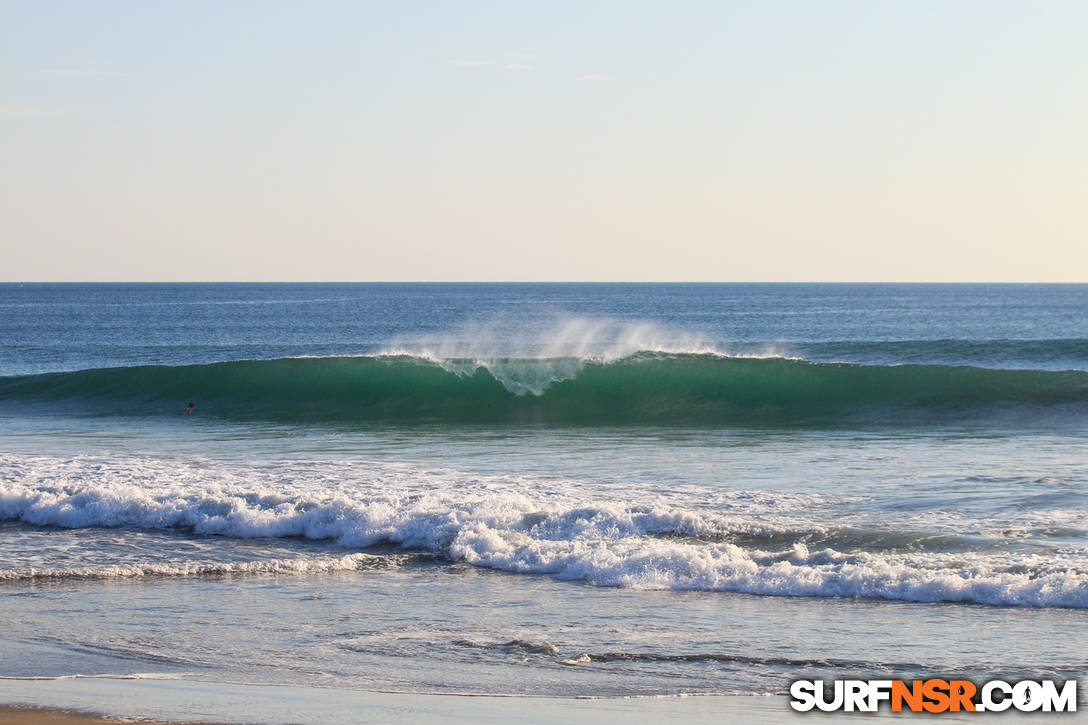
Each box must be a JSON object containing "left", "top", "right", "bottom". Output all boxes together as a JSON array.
[{"left": 1, "top": 454, "right": 1085, "bottom": 608}]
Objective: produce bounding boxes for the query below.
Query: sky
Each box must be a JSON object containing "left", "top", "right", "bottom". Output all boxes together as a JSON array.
[{"left": 1, "top": 0, "right": 1086, "bottom": 282}]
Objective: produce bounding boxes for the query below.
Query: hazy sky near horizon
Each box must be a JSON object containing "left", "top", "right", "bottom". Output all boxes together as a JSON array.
[{"left": 2, "top": 1, "right": 1086, "bottom": 282}]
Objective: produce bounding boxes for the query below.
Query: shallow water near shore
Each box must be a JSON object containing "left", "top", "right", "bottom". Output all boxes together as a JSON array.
[{"left": 1, "top": 283, "right": 1086, "bottom": 706}]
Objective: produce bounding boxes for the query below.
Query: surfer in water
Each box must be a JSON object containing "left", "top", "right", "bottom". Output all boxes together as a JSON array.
[{"left": 184, "top": 401, "right": 195, "bottom": 415}]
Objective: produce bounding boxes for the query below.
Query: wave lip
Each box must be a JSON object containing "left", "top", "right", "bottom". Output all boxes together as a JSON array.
[{"left": 1, "top": 353, "right": 1086, "bottom": 426}]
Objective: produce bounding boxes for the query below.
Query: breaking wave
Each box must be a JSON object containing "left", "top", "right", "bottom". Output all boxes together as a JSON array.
[
  {"left": 1, "top": 353, "right": 1086, "bottom": 426},
  {"left": 1, "top": 455, "right": 1084, "bottom": 608}
]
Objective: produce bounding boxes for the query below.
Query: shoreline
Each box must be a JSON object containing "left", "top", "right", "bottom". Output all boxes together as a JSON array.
[
  {"left": 0, "top": 705, "right": 213, "bottom": 725},
  {"left": 0, "top": 678, "right": 995, "bottom": 725}
]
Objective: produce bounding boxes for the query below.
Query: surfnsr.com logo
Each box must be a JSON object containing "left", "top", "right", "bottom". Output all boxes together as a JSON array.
[{"left": 789, "top": 679, "right": 1078, "bottom": 713}]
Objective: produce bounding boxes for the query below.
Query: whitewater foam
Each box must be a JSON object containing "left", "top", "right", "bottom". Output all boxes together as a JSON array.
[{"left": 1, "top": 454, "right": 1084, "bottom": 608}]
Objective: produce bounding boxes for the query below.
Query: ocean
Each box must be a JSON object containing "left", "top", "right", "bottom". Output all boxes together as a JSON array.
[{"left": 0, "top": 283, "right": 1085, "bottom": 701}]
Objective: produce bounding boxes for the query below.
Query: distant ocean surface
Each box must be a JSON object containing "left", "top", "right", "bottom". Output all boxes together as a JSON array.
[{"left": 1, "top": 283, "right": 1085, "bottom": 697}]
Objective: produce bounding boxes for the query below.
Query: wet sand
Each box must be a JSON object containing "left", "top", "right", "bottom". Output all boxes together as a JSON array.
[
  {"left": 0, "top": 678, "right": 993, "bottom": 725},
  {"left": 0, "top": 706, "right": 209, "bottom": 725}
]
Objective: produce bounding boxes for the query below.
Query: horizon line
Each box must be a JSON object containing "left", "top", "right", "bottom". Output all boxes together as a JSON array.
[{"left": 0, "top": 280, "right": 1085, "bottom": 285}]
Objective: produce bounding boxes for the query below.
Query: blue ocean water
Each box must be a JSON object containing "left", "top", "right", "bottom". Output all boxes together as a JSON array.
[{"left": 0, "top": 283, "right": 1085, "bottom": 697}]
